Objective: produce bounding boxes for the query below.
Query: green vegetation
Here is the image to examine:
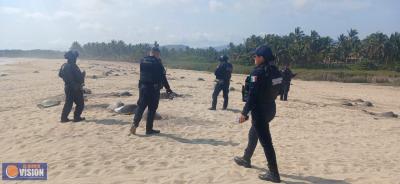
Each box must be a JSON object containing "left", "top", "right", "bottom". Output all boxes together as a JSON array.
[{"left": 1, "top": 27, "right": 399, "bottom": 85}]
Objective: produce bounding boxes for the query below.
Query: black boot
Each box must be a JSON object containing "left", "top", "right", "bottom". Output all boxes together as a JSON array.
[
  {"left": 129, "top": 126, "right": 137, "bottom": 135},
  {"left": 234, "top": 156, "right": 251, "bottom": 168},
  {"left": 146, "top": 129, "right": 160, "bottom": 135},
  {"left": 222, "top": 100, "right": 228, "bottom": 110},
  {"left": 208, "top": 107, "right": 216, "bottom": 110},
  {"left": 258, "top": 165, "right": 281, "bottom": 183},
  {"left": 60, "top": 118, "right": 70, "bottom": 123},
  {"left": 73, "top": 117, "right": 86, "bottom": 122}
]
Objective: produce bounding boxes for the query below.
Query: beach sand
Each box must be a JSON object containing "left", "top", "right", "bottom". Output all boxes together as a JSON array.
[{"left": 0, "top": 58, "right": 399, "bottom": 184}]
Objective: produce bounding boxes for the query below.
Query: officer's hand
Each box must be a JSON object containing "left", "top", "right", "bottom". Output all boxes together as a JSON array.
[
  {"left": 238, "top": 114, "right": 248, "bottom": 124},
  {"left": 166, "top": 89, "right": 173, "bottom": 94}
]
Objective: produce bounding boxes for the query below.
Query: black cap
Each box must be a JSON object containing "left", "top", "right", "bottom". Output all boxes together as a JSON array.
[
  {"left": 218, "top": 55, "right": 229, "bottom": 62},
  {"left": 64, "top": 50, "right": 79, "bottom": 60},
  {"left": 253, "top": 45, "right": 275, "bottom": 62}
]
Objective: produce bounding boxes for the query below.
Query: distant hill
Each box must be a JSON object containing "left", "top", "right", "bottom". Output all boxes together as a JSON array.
[
  {"left": 212, "top": 45, "right": 229, "bottom": 51},
  {"left": 0, "top": 49, "right": 64, "bottom": 58},
  {"left": 161, "top": 45, "right": 189, "bottom": 51},
  {"left": 199, "top": 45, "right": 228, "bottom": 51}
]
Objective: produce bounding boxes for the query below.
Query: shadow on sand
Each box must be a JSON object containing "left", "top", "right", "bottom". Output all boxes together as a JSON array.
[
  {"left": 225, "top": 108, "right": 242, "bottom": 113},
  {"left": 137, "top": 133, "right": 239, "bottom": 146},
  {"left": 91, "top": 119, "right": 131, "bottom": 125},
  {"left": 250, "top": 165, "right": 350, "bottom": 184}
]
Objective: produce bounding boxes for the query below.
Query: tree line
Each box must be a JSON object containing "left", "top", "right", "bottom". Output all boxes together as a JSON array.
[
  {"left": 1, "top": 27, "right": 399, "bottom": 71},
  {"left": 69, "top": 27, "right": 400, "bottom": 71},
  {"left": 227, "top": 28, "right": 400, "bottom": 71}
]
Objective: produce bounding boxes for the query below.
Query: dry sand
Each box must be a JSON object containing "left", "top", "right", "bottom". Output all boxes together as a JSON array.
[{"left": 0, "top": 58, "right": 399, "bottom": 184}]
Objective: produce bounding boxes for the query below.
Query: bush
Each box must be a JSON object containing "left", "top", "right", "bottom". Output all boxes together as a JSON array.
[
  {"left": 353, "top": 60, "right": 379, "bottom": 70},
  {"left": 394, "top": 64, "right": 400, "bottom": 72}
]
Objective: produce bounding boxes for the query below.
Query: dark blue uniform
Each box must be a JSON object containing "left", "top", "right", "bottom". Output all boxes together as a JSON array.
[
  {"left": 211, "top": 61, "right": 233, "bottom": 110},
  {"left": 132, "top": 56, "right": 171, "bottom": 133},
  {"left": 280, "top": 68, "right": 296, "bottom": 101},
  {"left": 241, "top": 62, "right": 280, "bottom": 180},
  {"left": 59, "top": 57, "right": 85, "bottom": 122}
]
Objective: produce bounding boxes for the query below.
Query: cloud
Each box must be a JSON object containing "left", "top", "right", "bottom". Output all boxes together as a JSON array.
[
  {"left": 0, "top": 6, "right": 77, "bottom": 21},
  {"left": 291, "top": 0, "right": 372, "bottom": 11},
  {"left": 209, "top": 0, "right": 225, "bottom": 12},
  {"left": 78, "top": 22, "right": 105, "bottom": 31},
  {"left": 0, "top": 6, "right": 22, "bottom": 14},
  {"left": 293, "top": 0, "right": 310, "bottom": 9},
  {"left": 0, "top": 0, "right": 397, "bottom": 50}
]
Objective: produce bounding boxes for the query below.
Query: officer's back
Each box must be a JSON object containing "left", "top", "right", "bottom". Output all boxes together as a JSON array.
[
  {"left": 281, "top": 68, "right": 293, "bottom": 82},
  {"left": 215, "top": 58, "right": 232, "bottom": 81},
  {"left": 60, "top": 56, "right": 84, "bottom": 90},
  {"left": 139, "top": 55, "right": 164, "bottom": 85}
]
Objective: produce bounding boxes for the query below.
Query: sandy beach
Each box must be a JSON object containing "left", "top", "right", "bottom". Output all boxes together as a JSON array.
[{"left": 0, "top": 58, "right": 399, "bottom": 184}]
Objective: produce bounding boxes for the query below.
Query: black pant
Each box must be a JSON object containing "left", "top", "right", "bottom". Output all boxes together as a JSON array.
[
  {"left": 61, "top": 86, "right": 84, "bottom": 120},
  {"left": 211, "top": 81, "right": 229, "bottom": 109},
  {"left": 280, "top": 83, "right": 290, "bottom": 101},
  {"left": 243, "top": 102, "right": 278, "bottom": 170},
  {"left": 132, "top": 84, "right": 160, "bottom": 131}
]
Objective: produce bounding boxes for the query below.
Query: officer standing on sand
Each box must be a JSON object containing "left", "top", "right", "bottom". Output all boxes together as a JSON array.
[
  {"left": 209, "top": 55, "right": 233, "bottom": 110},
  {"left": 59, "top": 50, "right": 86, "bottom": 123},
  {"left": 280, "top": 64, "right": 296, "bottom": 101},
  {"left": 130, "top": 43, "right": 173, "bottom": 135},
  {"left": 234, "top": 45, "right": 282, "bottom": 183}
]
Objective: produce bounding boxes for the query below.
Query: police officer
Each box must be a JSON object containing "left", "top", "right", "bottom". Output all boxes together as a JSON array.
[
  {"left": 234, "top": 45, "right": 281, "bottom": 183},
  {"left": 59, "top": 50, "right": 86, "bottom": 123},
  {"left": 130, "top": 45, "right": 173, "bottom": 135},
  {"left": 280, "top": 64, "right": 296, "bottom": 101},
  {"left": 209, "top": 55, "right": 233, "bottom": 110}
]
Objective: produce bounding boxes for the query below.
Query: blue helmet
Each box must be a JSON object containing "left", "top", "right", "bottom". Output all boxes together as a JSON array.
[
  {"left": 253, "top": 45, "right": 275, "bottom": 62},
  {"left": 218, "top": 55, "right": 229, "bottom": 62},
  {"left": 64, "top": 50, "right": 79, "bottom": 60}
]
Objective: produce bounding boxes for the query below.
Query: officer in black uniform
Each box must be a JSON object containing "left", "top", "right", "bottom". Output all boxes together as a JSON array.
[
  {"left": 59, "top": 50, "right": 86, "bottom": 123},
  {"left": 130, "top": 45, "right": 173, "bottom": 135},
  {"left": 280, "top": 64, "right": 296, "bottom": 101},
  {"left": 234, "top": 45, "right": 281, "bottom": 183},
  {"left": 209, "top": 55, "right": 233, "bottom": 110}
]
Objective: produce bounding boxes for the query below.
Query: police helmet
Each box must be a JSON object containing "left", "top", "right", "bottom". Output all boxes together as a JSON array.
[
  {"left": 64, "top": 50, "right": 79, "bottom": 60},
  {"left": 253, "top": 45, "right": 275, "bottom": 62},
  {"left": 218, "top": 55, "right": 229, "bottom": 62}
]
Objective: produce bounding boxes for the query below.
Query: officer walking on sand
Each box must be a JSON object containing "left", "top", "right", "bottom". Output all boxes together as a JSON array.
[
  {"left": 280, "top": 64, "right": 296, "bottom": 101},
  {"left": 234, "top": 45, "right": 283, "bottom": 183},
  {"left": 209, "top": 55, "right": 233, "bottom": 110},
  {"left": 59, "top": 50, "right": 86, "bottom": 123},
  {"left": 130, "top": 43, "right": 173, "bottom": 135}
]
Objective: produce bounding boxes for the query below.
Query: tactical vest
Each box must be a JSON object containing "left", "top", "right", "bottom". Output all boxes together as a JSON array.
[
  {"left": 242, "top": 64, "right": 283, "bottom": 102},
  {"left": 139, "top": 57, "right": 164, "bottom": 85}
]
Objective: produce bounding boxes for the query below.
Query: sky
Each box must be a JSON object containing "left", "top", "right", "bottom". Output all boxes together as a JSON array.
[{"left": 0, "top": 0, "right": 399, "bottom": 50}]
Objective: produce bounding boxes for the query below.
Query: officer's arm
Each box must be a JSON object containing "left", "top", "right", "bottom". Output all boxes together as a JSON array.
[
  {"left": 160, "top": 62, "right": 172, "bottom": 91},
  {"left": 73, "top": 66, "right": 84, "bottom": 85},
  {"left": 227, "top": 64, "right": 233, "bottom": 75},
  {"left": 241, "top": 71, "right": 262, "bottom": 117},
  {"left": 214, "top": 64, "right": 222, "bottom": 76},
  {"left": 162, "top": 73, "right": 171, "bottom": 91}
]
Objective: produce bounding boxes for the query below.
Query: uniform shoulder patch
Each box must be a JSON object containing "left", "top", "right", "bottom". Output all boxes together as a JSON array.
[{"left": 250, "top": 75, "right": 257, "bottom": 82}]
